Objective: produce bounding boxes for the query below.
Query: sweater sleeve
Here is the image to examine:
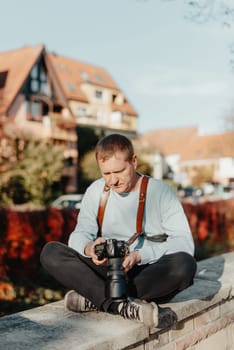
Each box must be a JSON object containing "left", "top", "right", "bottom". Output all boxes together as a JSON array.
[
  {"left": 135, "top": 181, "right": 194, "bottom": 265},
  {"left": 68, "top": 179, "right": 104, "bottom": 256}
]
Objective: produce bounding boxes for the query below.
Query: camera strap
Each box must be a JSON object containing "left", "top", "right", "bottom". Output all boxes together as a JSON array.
[
  {"left": 97, "top": 175, "right": 149, "bottom": 245},
  {"left": 97, "top": 184, "right": 110, "bottom": 237},
  {"left": 126, "top": 175, "right": 149, "bottom": 246}
]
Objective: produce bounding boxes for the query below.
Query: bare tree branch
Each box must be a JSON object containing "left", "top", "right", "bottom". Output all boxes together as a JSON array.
[{"left": 185, "top": 0, "right": 234, "bottom": 26}]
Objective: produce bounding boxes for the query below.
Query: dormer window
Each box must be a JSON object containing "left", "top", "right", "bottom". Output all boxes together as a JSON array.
[
  {"left": 112, "top": 94, "right": 117, "bottom": 103},
  {"left": 95, "top": 74, "right": 105, "bottom": 83},
  {"left": 66, "top": 82, "right": 75, "bottom": 92},
  {"left": 80, "top": 71, "right": 89, "bottom": 81},
  {"left": 112, "top": 93, "right": 123, "bottom": 105}
]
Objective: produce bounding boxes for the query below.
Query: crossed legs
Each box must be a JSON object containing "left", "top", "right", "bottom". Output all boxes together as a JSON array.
[{"left": 40, "top": 241, "right": 197, "bottom": 310}]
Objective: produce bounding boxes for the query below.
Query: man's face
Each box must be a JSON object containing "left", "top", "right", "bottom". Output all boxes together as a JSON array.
[{"left": 98, "top": 151, "right": 137, "bottom": 193}]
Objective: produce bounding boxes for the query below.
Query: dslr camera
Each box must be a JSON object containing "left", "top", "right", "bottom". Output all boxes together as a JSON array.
[{"left": 94, "top": 238, "right": 129, "bottom": 300}]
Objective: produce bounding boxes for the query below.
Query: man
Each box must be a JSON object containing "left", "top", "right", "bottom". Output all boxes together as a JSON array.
[{"left": 40, "top": 134, "right": 196, "bottom": 328}]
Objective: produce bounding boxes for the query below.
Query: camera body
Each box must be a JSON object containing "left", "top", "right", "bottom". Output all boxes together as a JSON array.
[
  {"left": 94, "top": 239, "right": 129, "bottom": 300},
  {"left": 94, "top": 238, "right": 129, "bottom": 260}
]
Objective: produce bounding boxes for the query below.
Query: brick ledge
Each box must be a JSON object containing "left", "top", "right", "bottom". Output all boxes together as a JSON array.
[{"left": 0, "top": 252, "right": 234, "bottom": 350}]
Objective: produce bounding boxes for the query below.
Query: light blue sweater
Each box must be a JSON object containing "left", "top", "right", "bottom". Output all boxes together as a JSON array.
[{"left": 68, "top": 177, "right": 194, "bottom": 265}]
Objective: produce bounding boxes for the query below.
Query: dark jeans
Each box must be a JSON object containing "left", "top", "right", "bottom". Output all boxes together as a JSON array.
[{"left": 40, "top": 241, "right": 197, "bottom": 310}]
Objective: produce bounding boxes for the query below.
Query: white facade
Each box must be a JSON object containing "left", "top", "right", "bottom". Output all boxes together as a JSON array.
[{"left": 216, "top": 157, "right": 234, "bottom": 185}]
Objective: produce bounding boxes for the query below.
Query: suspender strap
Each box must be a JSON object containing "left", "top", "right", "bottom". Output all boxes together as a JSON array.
[
  {"left": 136, "top": 175, "right": 149, "bottom": 234},
  {"left": 97, "top": 185, "right": 110, "bottom": 237},
  {"left": 97, "top": 176, "right": 149, "bottom": 245},
  {"left": 126, "top": 175, "right": 149, "bottom": 246}
]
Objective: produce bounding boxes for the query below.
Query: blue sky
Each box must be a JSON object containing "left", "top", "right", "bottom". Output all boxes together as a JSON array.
[{"left": 1, "top": 0, "right": 234, "bottom": 135}]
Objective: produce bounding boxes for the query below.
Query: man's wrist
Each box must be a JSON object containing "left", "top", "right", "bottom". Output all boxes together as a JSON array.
[
  {"left": 84, "top": 242, "right": 93, "bottom": 257},
  {"left": 134, "top": 250, "right": 141, "bottom": 263}
]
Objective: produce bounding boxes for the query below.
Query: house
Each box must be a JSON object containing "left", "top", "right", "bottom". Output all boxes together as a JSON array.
[
  {"left": 0, "top": 44, "right": 138, "bottom": 192},
  {"left": 180, "top": 131, "right": 234, "bottom": 186},
  {"left": 46, "top": 51, "right": 138, "bottom": 136},
  {"left": 138, "top": 127, "right": 234, "bottom": 187},
  {"left": 137, "top": 126, "right": 198, "bottom": 182}
]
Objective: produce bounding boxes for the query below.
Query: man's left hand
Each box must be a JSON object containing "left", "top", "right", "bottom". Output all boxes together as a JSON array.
[{"left": 122, "top": 251, "right": 141, "bottom": 273}]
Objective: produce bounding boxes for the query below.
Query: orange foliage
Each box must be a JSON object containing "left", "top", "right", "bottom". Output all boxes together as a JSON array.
[
  {"left": 0, "top": 281, "right": 16, "bottom": 301},
  {"left": 0, "top": 208, "right": 78, "bottom": 283},
  {"left": 183, "top": 198, "right": 234, "bottom": 244}
]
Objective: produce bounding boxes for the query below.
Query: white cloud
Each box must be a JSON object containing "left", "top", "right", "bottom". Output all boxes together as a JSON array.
[{"left": 134, "top": 69, "right": 234, "bottom": 98}]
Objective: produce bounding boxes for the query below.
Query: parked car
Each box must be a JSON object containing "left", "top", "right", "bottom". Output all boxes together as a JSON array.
[{"left": 51, "top": 194, "right": 83, "bottom": 210}]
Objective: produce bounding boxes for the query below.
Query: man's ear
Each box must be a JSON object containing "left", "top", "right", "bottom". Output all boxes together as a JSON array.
[{"left": 132, "top": 154, "right": 137, "bottom": 169}]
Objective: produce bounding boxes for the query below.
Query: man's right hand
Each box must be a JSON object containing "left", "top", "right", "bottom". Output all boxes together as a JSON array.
[{"left": 84, "top": 237, "right": 107, "bottom": 266}]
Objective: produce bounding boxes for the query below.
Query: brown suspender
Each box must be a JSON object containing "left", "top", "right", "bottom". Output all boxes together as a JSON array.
[
  {"left": 97, "top": 184, "right": 110, "bottom": 237},
  {"left": 97, "top": 175, "right": 149, "bottom": 245}
]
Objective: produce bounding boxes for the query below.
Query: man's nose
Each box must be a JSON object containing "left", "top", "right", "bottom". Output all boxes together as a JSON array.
[{"left": 109, "top": 173, "right": 118, "bottom": 185}]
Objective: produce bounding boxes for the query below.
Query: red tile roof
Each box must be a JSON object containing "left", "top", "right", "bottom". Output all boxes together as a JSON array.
[
  {"left": 138, "top": 126, "right": 198, "bottom": 155},
  {"left": 180, "top": 131, "right": 234, "bottom": 160},
  {"left": 47, "top": 52, "right": 137, "bottom": 115},
  {"left": 0, "top": 44, "right": 45, "bottom": 115},
  {"left": 139, "top": 126, "right": 234, "bottom": 160}
]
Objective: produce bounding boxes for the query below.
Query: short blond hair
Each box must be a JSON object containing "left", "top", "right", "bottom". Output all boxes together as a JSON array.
[{"left": 95, "top": 134, "right": 134, "bottom": 162}]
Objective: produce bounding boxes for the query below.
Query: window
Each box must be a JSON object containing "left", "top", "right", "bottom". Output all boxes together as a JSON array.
[
  {"left": 95, "top": 90, "right": 103, "bottom": 99},
  {"left": 80, "top": 71, "right": 89, "bottom": 81},
  {"left": 31, "top": 80, "right": 39, "bottom": 92},
  {"left": 29, "top": 63, "right": 50, "bottom": 96},
  {"left": 110, "top": 111, "right": 123, "bottom": 124},
  {"left": 26, "top": 100, "right": 42, "bottom": 121},
  {"left": 31, "top": 66, "right": 38, "bottom": 79},
  {"left": 112, "top": 94, "right": 117, "bottom": 103},
  {"left": 0, "top": 71, "right": 8, "bottom": 89},
  {"left": 66, "top": 82, "right": 75, "bottom": 92},
  {"left": 76, "top": 107, "right": 87, "bottom": 117},
  {"left": 40, "top": 82, "right": 51, "bottom": 96},
  {"left": 40, "top": 69, "right": 46, "bottom": 82},
  {"left": 31, "top": 101, "right": 40, "bottom": 118},
  {"left": 95, "top": 74, "right": 105, "bottom": 83}
]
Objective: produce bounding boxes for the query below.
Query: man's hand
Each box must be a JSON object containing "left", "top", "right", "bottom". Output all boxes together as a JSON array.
[
  {"left": 84, "top": 237, "right": 107, "bottom": 266},
  {"left": 122, "top": 251, "right": 141, "bottom": 273}
]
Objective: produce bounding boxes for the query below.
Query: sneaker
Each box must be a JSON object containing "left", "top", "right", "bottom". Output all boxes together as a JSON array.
[
  {"left": 117, "top": 299, "right": 158, "bottom": 328},
  {"left": 157, "top": 305, "right": 177, "bottom": 329},
  {"left": 64, "top": 290, "right": 98, "bottom": 313}
]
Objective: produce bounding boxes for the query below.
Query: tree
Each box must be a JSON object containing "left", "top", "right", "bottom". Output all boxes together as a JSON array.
[
  {"left": 76, "top": 127, "right": 100, "bottom": 192},
  {"left": 223, "top": 108, "right": 234, "bottom": 131},
  {"left": 0, "top": 140, "right": 66, "bottom": 205},
  {"left": 185, "top": 0, "right": 234, "bottom": 27},
  {"left": 190, "top": 165, "right": 215, "bottom": 186}
]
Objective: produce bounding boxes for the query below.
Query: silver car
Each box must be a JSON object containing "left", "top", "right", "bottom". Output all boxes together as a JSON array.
[{"left": 51, "top": 194, "right": 83, "bottom": 210}]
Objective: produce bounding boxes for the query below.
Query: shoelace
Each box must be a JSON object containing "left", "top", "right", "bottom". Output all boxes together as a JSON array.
[
  {"left": 118, "top": 301, "right": 140, "bottom": 321},
  {"left": 84, "top": 298, "right": 97, "bottom": 311}
]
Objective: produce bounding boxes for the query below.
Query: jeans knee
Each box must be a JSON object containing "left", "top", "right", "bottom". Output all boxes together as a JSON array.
[
  {"left": 40, "top": 241, "right": 61, "bottom": 270},
  {"left": 175, "top": 252, "right": 197, "bottom": 288}
]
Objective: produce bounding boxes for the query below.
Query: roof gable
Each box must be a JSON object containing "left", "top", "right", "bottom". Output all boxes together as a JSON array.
[{"left": 0, "top": 44, "right": 45, "bottom": 115}]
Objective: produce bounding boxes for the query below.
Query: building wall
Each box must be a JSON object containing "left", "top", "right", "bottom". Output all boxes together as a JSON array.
[
  {"left": 218, "top": 157, "right": 234, "bottom": 184},
  {"left": 69, "top": 83, "right": 137, "bottom": 132},
  {"left": 8, "top": 94, "right": 26, "bottom": 117}
]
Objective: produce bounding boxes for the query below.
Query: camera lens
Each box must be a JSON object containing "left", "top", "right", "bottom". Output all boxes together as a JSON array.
[{"left": 106, "top": 257, "right": 127, "bottom": 300}]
